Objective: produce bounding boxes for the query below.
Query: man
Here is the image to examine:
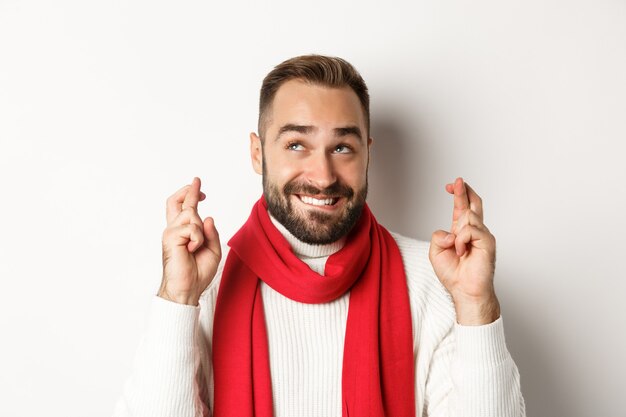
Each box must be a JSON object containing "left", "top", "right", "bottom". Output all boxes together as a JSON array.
[{"left": 113, "top": 55, "right": 525, "bottom": 417}]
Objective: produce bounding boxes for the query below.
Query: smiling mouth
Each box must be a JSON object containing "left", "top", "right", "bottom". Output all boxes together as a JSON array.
[{"left": 296, "top": 194, "right": 340, "bottom": 207}]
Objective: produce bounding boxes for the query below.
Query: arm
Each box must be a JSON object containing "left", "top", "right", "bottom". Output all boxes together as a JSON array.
[
  {"left": 111, "top": 297, "right": 209, "bottom": 417},
  {"left": 424, "top": 316, "right": 526, "bottom": 417},
  {"left": 112, "top": 177, "right": 222, "bottom": 417},
  {"left": 425, "top": 178, "right": 525, "bottom": 415}
]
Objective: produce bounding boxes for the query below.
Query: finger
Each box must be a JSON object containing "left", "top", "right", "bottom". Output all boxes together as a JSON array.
[
  {"left": 430, "top": 229, "right": 456, "bottom": 256},
  {"left": 202, "top": 217, "right": 222, "bottom": 256},
  {"left": 187, "top": 222, "right": 206, "bottom": 252},
  {"left": 165, "top": 181, "right": 206, "bottom": 225},
  {"left": 428, "top": 230, "right": 460, "bottom": 271},
  {"left": 182, "top": 177, "right": 202, "bottom": 212},
  {"left": 464, "top": 182, "right": 484, "bottom": 219},
  {"left": 451, "top": 177, "right": 469, "bottom": 224},
  {"left": 185, "top": 189, "right": 206, "bottom": 207},
  {"left": 445, "top": 183, "right": 454, "bottom": 194},
  {"left": 453, "top": 177, "right": 469, "bottom": 209},
  {"left": 166, "top": 184, "right": 192, "bottom": 224},
  {"left": 453, "top": 209, "right": 488, "bottom": 234},
  {"left": 163, "top": 223, "right": 205, "bottom": 253},
  {"left": 454, "top": 224, "right": 495, "bottom": 257},
  {"left": 171, "top": 206, "right": 205, "bottom": 231}
]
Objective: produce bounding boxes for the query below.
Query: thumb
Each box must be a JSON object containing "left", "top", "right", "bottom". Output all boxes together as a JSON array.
[
  {"left": 430, "top": 230, "right": 456, "bottom": 256},
  {"left": 202, "top": 216, "right": 222, "bottom": 257}
]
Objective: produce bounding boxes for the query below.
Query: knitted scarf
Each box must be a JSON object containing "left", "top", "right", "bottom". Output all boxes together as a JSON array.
[{"left": 212, "top": 196, "right": 414, "bottom": 416}]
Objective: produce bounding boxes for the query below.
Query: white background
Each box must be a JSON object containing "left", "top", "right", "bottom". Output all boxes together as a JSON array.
[{"left": 1, "top": 1, "right": 624, "bottom": 416}]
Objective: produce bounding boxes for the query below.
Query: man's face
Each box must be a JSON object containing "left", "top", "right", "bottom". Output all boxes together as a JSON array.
[{"left": 250, "top": 79, "right": 372, "bottom": 245}]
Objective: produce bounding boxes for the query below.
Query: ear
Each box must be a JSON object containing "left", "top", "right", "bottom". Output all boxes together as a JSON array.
[
  {"left": 250, "top": 132, "right": 263, "bottom": 175},
  {"left": 366, "top": 136, "right": 373, "bottom": 165}
]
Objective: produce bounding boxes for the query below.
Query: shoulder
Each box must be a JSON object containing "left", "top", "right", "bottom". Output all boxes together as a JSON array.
[{"left": 388, "top": 231, "right": 456, "bottom": 334}]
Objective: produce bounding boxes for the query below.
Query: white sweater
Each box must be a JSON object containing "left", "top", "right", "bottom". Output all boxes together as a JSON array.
[{"left": 112, "top": 220, "right": 526, "bottom": 417}]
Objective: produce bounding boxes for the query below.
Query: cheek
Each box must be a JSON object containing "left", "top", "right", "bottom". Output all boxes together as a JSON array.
[
  {"left": 264, "top": 154, "right": 303, "bottom": 185},
  {"left": 336, "top": 159, "right": 368, "bottom": 185}
]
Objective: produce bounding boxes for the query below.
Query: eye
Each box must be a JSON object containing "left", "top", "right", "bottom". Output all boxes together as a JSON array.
[
  {"left": 333, "top": 144, "right": 353, "bottom": 154},
  {"left": 286, "top": 141, "right": 304, "bottom": 151}
]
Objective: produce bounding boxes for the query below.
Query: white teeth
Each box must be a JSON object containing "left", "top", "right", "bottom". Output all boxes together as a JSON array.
[{"left": 300, "top": 195, "right": 336, "bottom": 206}]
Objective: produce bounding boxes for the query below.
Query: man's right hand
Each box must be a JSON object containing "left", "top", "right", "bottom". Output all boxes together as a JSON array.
[{"left": 158, "top": 177, "right": 222, "bottom": 306}]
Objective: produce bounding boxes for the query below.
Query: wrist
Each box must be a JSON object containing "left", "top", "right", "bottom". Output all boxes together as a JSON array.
[
  {"left": 453, "top": 293, "right": 501, "bottom": 326},
  {"left": 157, "top": 286, "right": 200, "bottom": 306}
]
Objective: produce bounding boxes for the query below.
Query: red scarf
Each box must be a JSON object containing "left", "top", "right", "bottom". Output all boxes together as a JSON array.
[{"left": 212, "top": 197, "right": 414, "bottom": 416}]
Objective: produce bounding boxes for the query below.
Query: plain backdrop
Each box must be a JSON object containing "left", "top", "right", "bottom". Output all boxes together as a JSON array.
[{"left": 1, "top": 1, "right": 624, "bottom": 416}]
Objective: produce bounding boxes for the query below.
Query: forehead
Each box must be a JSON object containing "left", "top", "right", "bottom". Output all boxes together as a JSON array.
[{"left": 267, "top": 79, "right": 366, "bottom": 135}]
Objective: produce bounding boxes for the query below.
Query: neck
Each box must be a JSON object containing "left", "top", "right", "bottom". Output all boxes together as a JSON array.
[{"left": 268, "top": 211, "right": 346, "bottom": 259}]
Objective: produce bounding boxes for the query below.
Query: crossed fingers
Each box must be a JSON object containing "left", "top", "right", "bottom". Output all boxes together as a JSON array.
[
  {"left": 446, "top": 177, "right": 492, "bottom": 256},
  {"left": 163, "top": 177, "right": 212, "bottom": 253},
  {"left": 166, "top": 177, "right": 207, "bottom": 226},
  {"left": 447, "top": 177, "right": 483, "bottom": 229}
]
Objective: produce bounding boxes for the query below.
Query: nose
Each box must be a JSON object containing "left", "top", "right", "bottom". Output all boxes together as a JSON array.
[{"left": 305, "top": 150, "right": 337, "bottom": 190}]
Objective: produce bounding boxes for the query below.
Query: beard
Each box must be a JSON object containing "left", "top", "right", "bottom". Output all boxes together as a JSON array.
[{"left": 262, "top": 168, "right": 368, "bottom": 245}]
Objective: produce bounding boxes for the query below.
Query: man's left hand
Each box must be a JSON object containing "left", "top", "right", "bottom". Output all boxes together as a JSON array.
[{"left": 429, "top": 177, "right": 501, "bottom": 325}]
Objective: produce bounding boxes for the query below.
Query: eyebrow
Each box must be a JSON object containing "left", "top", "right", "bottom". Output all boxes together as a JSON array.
[
  {"left": 334, "top": 126, "right": 363, "bottom": 141},
  {"left": 275, "top": 124, "right": 314, "bottom": 141},
  {"left": 275, "top": 124, "right": 363, "bottom": 142}
]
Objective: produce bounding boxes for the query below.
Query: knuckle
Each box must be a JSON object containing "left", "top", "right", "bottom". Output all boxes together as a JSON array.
[
  {"left": 189, "top": 223, "right": 203, "bottom": 236},
  {"left": 178, "top": 208, "right": 195, "bottom": 222},
  {"left": 191, "top": 212, "right": 204, "bottom": 224}
]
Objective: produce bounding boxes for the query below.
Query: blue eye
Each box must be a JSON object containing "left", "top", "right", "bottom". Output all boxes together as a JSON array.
[
  {"left": 334, "top": 145, "right": 352, "bottom": 154},
  {"left": 287, "top": 142, "right": 304, "bottom": 151}
]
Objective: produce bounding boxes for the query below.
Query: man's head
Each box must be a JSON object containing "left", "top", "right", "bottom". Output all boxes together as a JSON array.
[
  {"left": 257, "top": 55, "right": 370, "bottom": 141},
  {"left": 250, "top": 54, "right": 372, "bottom": 245}
]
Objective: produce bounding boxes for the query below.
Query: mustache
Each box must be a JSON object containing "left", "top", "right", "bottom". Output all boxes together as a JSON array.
[{"left": 283, "top": 181, "right": 354, "bottom": 199}]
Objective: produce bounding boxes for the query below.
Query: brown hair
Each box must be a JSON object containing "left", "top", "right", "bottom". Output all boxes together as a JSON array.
[{"left": 258, "top": 54, "right": 370, "bottom": 140}]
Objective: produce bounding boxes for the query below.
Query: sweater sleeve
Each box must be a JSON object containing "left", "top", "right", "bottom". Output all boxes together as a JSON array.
[
  {"left": 389, "top": 232, "right": 525, "bottom": 417},
  {"left": 111, "top": 296, "right": 211, "bottom": 417},
  {"left": 111, "top": 249, "right": 227, "bottom": 417},
  {"left": 424, "top": 316, "right": 526, "bottom": 417}
]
